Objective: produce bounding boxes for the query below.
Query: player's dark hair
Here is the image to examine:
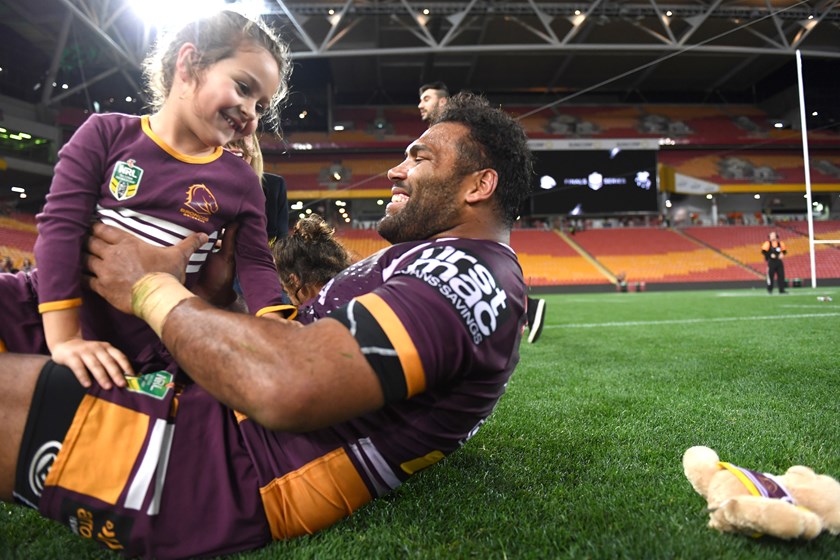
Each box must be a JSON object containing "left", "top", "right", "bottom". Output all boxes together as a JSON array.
[
  {"left": 273, "top": 215, "right": 352, "bottom": 303},
  {"left": 419, "top": 81, "right": 450, "bottom": 98},
  {"left": 432, "top": 92, "right": 534, "bottom": 227}
]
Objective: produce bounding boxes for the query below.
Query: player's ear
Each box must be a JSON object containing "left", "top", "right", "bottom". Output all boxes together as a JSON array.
[{"left": 465, "top": 168, "right": 497, "bottom": 204}]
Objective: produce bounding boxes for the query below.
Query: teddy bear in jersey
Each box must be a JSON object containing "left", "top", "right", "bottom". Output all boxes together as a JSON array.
[{"left": 682, "top": 445, "right": 840, "bottom": 540}]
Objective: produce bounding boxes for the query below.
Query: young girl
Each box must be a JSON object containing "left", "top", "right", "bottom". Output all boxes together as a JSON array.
[{"left": 31, "top": 10, "right": 292, "bottom": 388}]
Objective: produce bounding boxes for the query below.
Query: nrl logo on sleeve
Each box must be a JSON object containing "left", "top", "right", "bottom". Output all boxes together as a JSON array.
[
  {"left": 109, "top": 159, "right": 143, "bottom": 201},
  {"left": 398, "top": 245, "right": 510, "bottom": 345}
]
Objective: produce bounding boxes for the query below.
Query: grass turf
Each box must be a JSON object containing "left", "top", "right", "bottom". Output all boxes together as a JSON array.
[{"left": 2, "top": 286, "right": 839, "bottom": 559}]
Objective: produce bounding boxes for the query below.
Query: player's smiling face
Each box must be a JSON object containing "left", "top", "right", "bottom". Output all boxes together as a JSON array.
[
  {"left": 378, "top": 123, "right": 470, "bottom": 244},
  {"left": 186, "top": 43, "right": 280, "bottom": 149}
]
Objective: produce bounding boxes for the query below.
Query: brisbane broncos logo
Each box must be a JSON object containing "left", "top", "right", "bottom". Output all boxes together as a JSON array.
[{"left": 183, "top": 184, "right": 219, "bottom": 216}]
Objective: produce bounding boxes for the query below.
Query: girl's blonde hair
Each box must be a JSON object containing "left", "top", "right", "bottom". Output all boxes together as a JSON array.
[
  {"left": 227, "top": 133, "right": 264, "bottom": 181},
  {"left": 143, "top": 10, "right": 291, "bottom": 133}
]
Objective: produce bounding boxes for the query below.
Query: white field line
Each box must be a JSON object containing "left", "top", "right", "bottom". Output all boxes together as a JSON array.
[
  {"left": 551, "top": 312, "right": 840, "bottom": 329},
  {"left": 562, "top": 291, "right": 838, "bottom": 303}
]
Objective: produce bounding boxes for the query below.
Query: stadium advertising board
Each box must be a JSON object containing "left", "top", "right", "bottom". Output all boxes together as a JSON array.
[{"left": 527, "top": 139, "right": 659, "bottom": 216}]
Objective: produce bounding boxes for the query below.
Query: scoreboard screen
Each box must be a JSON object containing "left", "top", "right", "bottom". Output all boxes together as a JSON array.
[{"left": 528, "top": 148, "right": 659, "bottom": 215}]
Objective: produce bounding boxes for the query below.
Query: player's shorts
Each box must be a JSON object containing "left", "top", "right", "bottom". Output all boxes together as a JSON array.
[
  {"left": 14, "top": 361, "right": 272, "bottom": 558},
  {"left": 0, "top": 271, "right": 47, "bottom": 354},
  {"left": 14, "top": 360, "right": 86, "bottom": 508}
]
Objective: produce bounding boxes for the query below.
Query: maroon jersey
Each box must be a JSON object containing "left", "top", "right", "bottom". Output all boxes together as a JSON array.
[
  {"left": 32, "top": 113, "right": 285, "bottom": 369},
  {"left": 38, "top": 236, "right": 526, "bottom": 557},
  {"left": 0, "top": 271, "right": 46, "bottom": 354}
]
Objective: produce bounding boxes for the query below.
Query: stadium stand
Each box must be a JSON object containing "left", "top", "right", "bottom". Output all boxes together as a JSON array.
[
  {"left": 334, "top": 228, "right": 389, "bottom": 262},
  {"left": 0, "top": 213, "right": 38, "bottom": 269},
  {"left": 683, "top": 225, "right": 840, "bottom": 281},
  {"left": 509, "top": 230, "right": 611, "bottom": 286},
  {"left": 569, "top": 227, "right": 760, "bottom": 283}
]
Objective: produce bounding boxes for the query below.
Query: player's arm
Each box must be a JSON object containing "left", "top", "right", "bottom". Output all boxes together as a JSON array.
[
  {"left": 760, "top": 242, "right": 772, "bottom": 259},
  {"left": 86, "top": 223, "right": 384, "bottom": 430},
  {"left": 161, "top": 298, "right": 384, "bottom": 431}
]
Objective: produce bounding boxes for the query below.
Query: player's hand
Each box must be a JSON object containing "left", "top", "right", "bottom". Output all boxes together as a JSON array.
[
  {"left": 85, "top": 223, "right": 208, "bottom": 314},
  {"left": 193, "top": 223, "right": 239, "bottom": 307},
  {"left": 51, "top": 337, "right": 134, "bottom": 389}
]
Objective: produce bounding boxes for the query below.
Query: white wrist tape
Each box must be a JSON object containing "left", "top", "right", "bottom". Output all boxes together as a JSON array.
[{"left": 131, "top": 273, "right": 195, "bottom": 338}]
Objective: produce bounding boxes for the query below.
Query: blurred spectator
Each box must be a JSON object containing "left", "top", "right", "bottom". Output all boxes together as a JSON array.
[
  {"left": 20, "top": 258, "right": 33, "bottom": 273},
  {"left": 418, "top": 81, "right": 450, "bottom": 123},
  {"left": 227, "top": 132, "right": 289, "bottom": 247},
  {"left": 1, "top": 256, "right": 18, "bottom": 273},
  {"left": 761, "top": 231, "right": 787, "bottom": 294}
]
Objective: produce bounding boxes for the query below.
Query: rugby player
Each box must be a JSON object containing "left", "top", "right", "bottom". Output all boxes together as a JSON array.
[{"left": 0, "top": 92, "right": 534, "bottom": 558}]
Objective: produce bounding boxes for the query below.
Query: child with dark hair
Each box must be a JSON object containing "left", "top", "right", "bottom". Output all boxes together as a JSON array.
[{"left": 274, "top": 214, "right": 353, "bottom": 305}]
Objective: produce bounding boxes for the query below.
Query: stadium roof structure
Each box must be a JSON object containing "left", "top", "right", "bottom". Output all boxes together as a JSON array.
[
  {"left": 1, "top": 1, "right": 839, "bottom": 117},
  {"left": 0, "top": 1, "right": 839, "bottom": 206}
]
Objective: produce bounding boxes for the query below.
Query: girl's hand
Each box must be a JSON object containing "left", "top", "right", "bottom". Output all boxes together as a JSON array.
[{"left": 51, "top": 338, "right": 134, "bottom": 389}]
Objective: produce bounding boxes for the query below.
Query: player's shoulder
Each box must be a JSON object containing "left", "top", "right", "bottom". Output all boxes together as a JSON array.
[
  {"left": 386, "top": 236, "right": 519, "bottom": 266},
  {"left": 382, "top": 236, "right": 523, "bottom": 287}
]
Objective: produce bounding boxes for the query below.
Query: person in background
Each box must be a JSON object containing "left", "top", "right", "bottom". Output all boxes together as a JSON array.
[
  {"left": 418, "top": 81, "right": 450, "bottom": 123},
  {"left": 20, "top": 258, "right": 33, "bottom": 274},
  {"left": 761, "top": 231, "right": 787, "bottom": 294},
  {"left": 274, "top": 214, "right": 353, "bottom": 305},
  {"left": 419, "top": 81, "right": 546, "bottom": 343},
  {"left": 0, "top": 91, "right": 532, "bottom": 558},
  {"left": 26, "top": 10, "right": 292, "bottom": 388},
  {"left": 227, "top": 132, "right": 289, "bottom": 247},
  {"left": 1, "top": 256, "right": 18, "bottom": 274}
]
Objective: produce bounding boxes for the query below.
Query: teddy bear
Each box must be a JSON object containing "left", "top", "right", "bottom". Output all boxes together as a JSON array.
[{"left": 682, "top": 445, "right": 840, "bottom": 540}]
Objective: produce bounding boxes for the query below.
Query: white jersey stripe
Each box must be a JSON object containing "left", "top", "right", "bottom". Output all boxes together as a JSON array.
[
  {"left": 97, "top": 206, "right": 221, "bottom": 275},
  {"left": 349, "top": 442, "right": 389, "bottom": 497},
  {"left": 98, "top": 207, "right": 188, "bottom": 247},
  {"left": 147, "top": 422, "right": 175, "bottom": 515},
  {"left": 357, "top": 437, "right": 402, "bottom": 491},
  {"left": 124, "top": 419, "right": 169, "bottom": 511},
  {"left": 98, "top": 218, "right": 166, "bottom": 247},
  {"left": 97, "top": 205, "right": 198, "bottom": 238}
]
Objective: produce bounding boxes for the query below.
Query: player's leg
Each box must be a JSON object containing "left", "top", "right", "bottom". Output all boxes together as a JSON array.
[
  {"left": 778, "top": 263, "right": 787, "bottom": 293},
  {"left": 766, "top": 266, "right": 773, "bottom": 294},
  {"left": 526, "top": 296, "right": 546, "bottom": 344},
  {"left": 0, "top": 353, "right": 49, "bottom": 500}
]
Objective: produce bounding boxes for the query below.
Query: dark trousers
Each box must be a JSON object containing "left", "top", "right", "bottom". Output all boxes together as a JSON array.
[{"left": 766, "top": 259, "right": 786, "bottom": 293}]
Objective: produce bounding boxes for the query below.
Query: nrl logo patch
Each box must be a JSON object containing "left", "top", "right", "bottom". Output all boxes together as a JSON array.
[
  {"left": 109, "top": 159, "right": 143, "bottom": 201},
  {"left": 125, "top": 371, "right": 174, "bottom": 400}
]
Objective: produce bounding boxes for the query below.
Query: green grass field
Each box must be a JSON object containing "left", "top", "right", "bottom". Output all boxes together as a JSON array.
[{"left": 3, "top": 286, "right": 840, "bottom": 559}]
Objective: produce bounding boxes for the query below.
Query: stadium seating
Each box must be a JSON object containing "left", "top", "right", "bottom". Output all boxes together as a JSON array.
[
  {"left": 0, "top": 213, "right": 38, "bottom": 269},
  {"left": 509, "top": 230, "right": 610, "bottom": 286},
  {"left": 569, "top": 227, "right": 760, "bottom": 283},
  {"left": 4, "top": 206, "right": 839, "bottom": 286},
  {"left": 335, "top": 228, "right": 389, "bottom": 262},
  {"left": 683, "top": 225, "right": 840, "bottom": 280}
]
